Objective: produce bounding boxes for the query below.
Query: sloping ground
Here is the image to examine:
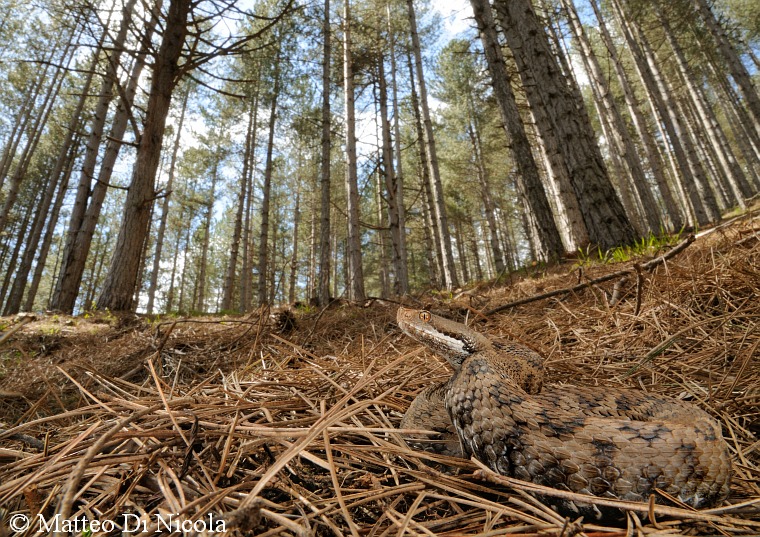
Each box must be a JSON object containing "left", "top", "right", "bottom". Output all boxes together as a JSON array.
[{"left": 0, "top": 217, "right": 758, "bottom": 536}]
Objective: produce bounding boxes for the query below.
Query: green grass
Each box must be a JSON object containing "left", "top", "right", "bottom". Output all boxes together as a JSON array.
[{"left": 575, "top": 227, "right": 684, "bottom": 267}]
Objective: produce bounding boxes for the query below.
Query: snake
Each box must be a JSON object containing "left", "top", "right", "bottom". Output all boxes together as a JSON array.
[{"left": 397, "top": 307, "right": 732, "bottom": 520}]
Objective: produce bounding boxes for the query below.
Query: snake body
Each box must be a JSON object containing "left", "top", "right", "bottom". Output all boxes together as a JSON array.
[
  {"left": 399, "top": 380, "right": 464, "bottom": 457},
  {"left": 397, "top": 307, "right": 731, "bottom": 520}
]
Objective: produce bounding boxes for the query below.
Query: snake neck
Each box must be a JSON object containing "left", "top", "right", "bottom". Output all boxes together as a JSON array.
[
  {"left": 397, "top": 307, "right": 545, "bottom": 394},
  {"left": 397, "top": 307, "right": 491, "bottom": 370}
]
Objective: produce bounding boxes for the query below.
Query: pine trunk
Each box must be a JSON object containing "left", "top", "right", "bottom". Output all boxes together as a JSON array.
[
  {"left": 240, "top": 95, "right": 260, "bottom": 312},
  {"left": 317, "top": 0, "right": 332, "bottom": 306},
  {"left": 609, "top": 0, "right": 708, "bottom": 227},
  {"left": 51, "top": 0, "right": 144, "bottom": 312},
  {"left": 454, "top": 219, "right": 469, "bottom": 284},
  {"left": 387, "top": 3, "right": 409, "bottom": 295},
  {"left": 468, "top": 217, "right": 483, "bottom": 281},
  {"left": 375, "top": 170, "right": 390, "bottom": 299},
  {"left": 466, "top": 118, "right": 505, "bottom": 274},
  {"left": 0, "top": 67, "right": 49, "bottom": 189},
  {"left": 165, "top": 206, "right": 185, "bottom": 313},
  {"left": 406, "top": 0, "right": 458, "bottom": 289},
  {"left": 257, "top": 55, "right": 282, "bottom": 306},
  {"left": 146, "top": 84, "right": 188, "bottom": 314},
  {"left": 0, "top": 41, "right": 71, "bottom": 236},
  {"left": 0, "top": 211, "right": 33, "bottom": 305},
  {"left": 4, "top": 44, "right": 98, "bottom": 313},
  {"left": 308, "top": 194, "right": 318, "bottom": 300},
  {"left": 25, "top": 135, "right": 81, "bottom": 311},
  {"left": 97, "top": 0, "right": 191, "bottom": 311},
  {"left": 703, "top": 56, "right": 760, "bottom": 192},
  {"left": 470, "top": 0, "right": 565, "bottom": 260},
  {"left": 491, "top": 0, "right": 634, "bottom": 250},
  {"left": 288, "top": 187, "right": 301, "bottom": 304},
  {"left": 196, "top": 156, "right": 218, "bottom": 312},
  {"left": 0, "top": 27, "right": 70, "bottom": 198},
  {"left": 633, "top": 17, "right": 721, "bottom": 223},
  {"left": 222, "top": 88, "right": 257, "bottom": 311},
  {"left": 343, "top": 0, "right": 365, "bottom": 301},
  {"left": 419, "top": 176, "right": 440, "bottom": 285},
  {"left": 694, "top": 0, "right": 760, "bottom": 139},
  {"left": 407, "top": 49, "right": 443, "bottom": 286},
  {"left": 658, "top": 7, "right": 751, "bottom": 206},
  {"left": 561, "top": 0, "right": 661, "bottom": 233},
  {"left": 377, "top": 53, "right": 406, "bottom": 295},
  {"left": 588, "top": 0, "right": 683, "bottom": 230}
]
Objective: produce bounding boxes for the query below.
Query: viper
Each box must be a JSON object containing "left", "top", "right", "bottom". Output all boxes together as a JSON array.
[{"left": 397, "top": 307, "right": 731, "bottom": 520}]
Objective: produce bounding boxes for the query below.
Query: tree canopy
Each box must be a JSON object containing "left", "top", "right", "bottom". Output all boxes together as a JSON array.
[{"left": 0, "top": 0, "right": 758, "bottom": 313}]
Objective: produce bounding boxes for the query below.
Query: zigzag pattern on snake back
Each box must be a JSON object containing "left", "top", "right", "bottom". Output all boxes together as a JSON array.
[{"left": 397, "top": 307, "right": 732, "bottom": 521}]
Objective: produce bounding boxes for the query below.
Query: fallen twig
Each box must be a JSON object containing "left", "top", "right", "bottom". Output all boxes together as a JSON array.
[{"left": 0, "top": 313, "right": 36, "bottom": 346}]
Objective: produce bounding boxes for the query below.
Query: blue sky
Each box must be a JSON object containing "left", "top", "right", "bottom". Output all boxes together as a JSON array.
[{"left": 431, "top": 0, "right": 473, "bottom": 40}]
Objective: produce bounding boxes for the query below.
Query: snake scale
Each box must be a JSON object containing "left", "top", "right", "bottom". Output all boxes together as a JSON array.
[{"left": 397, "top": 307, "right": 731, "bottom": 520}]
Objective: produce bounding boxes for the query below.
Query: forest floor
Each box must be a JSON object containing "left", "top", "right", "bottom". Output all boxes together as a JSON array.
[{"left": 0, "top": 213, "right": 759, "bottom": 536}]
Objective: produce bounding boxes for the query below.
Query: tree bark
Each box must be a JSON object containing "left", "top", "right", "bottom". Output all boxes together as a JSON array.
[
  {"left": 418, "top": 174, "right": 440, "bottom": 285},
  {"left": 343, "top": 0, "right": 365, "bottom": 301},
  {"left": 196, "top": 153, "right": 219, "bottom": 312},
  {"left": 657, "top": 4, "right": 751, "bottom": 206},
  {"left": 288, "top": 186, "right": 301, "bottom": 304},
  {"left": 308, "top": 191, "right": 318, "bottom": 300},
  {"left": 561, "top": 0, "right": 662, "bottom": 234},
  {"left": 0, "top": 210, "right": 33, "bottom": 306},
  {"left": 701, "top": 49, "right": 760, "bottom": 191},
  {"left": 83, "top": 230, "right": 109, "bottom": 311},
  {"left": 406, "top": 0, "right": 458, "bottom": 288},
  {"left": 467, "top": 216, "right": 483, "bottom": 281},
  {"left": 466, "top": 117, "right": 505, "bottom": 274},
  {"left": 51, "top": 0, "right": 144, "bottom": 312},
  {"left": 268, "top": 199, "right": 281, "bottom": 305},
  {"left": 3, "top": 40, "right": 98, "bottom": 313},
  {"left": 317, "top": 0, "right": 332, "bottom": 306},
  {"left": 177, "top": 220, "right": 192, "bottom": 313},
  {"left": 454, "top": 217, "right": 469, "bottom": 284},
  {"left": 609, "top": 0, "right": 710, "bottom": 227},
  {"left": 491, "top": 0, "right": 635, "bottom": 250},
  {"left": 693, "top": 0, "right": 760, "bottom": 140},
  {"left": 165, "top": 206, "right": 184, "bottom": 313},
  {"left": 375, "top": 166, "right": 390, "bottom": 299},
  {"left": 0, "top": 19, "right": 76, "bottom": 194},
  {"left": 470, "top": 0, "right": 565, "bottom": 260},
  {"left": 630, "top": 12, "right": 721, "bottom": 223},
  {"left": 406, "top": 49, "right": 443, "bottom": 286},
  {"left": 240, "top": 89, "right": 260, "bottom": 312},
  {"left": 222, "top": 86, "right": 257, "bottom": 312},
  {"left": 387, "top": 2, "right": 409, "bottom": 295},
  {"left": 257, "top": 46, "right": 282, "bottom": 306},
  {"left": 97, "top": 0, "right": 191, "bottom": 311},
  {"left": 377, "top": 51, "right": 407, "bottom": 295},
  {"left": 0, "top": 70, "right": 47, "bottom": 190},
  {"left": 588, "top": 0, "right": 683, "bottom": 231},
  {"left": 25, "top": 135, "right": 82, "bottom": 311},
  {"left": 146, "top": 83, "right": 188, "bottom": 314},
  {"left": 708, "top": 63, "right": 760, "bottom": 192},
  {"left": 0, "top": 37, "right": 72, "bottom": 236}
]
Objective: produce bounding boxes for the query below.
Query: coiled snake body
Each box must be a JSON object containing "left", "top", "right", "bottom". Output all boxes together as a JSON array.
[{"left": 397, "top": 307, "right": 731, "bottom": 520}]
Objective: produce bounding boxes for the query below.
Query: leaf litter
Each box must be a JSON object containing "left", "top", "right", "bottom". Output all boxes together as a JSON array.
[{"left": 0, "top": 216, "right": 758, "bottom": 536}]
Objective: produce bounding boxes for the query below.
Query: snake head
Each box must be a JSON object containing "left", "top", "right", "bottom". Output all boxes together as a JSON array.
[{"left": 396, "top": 307, "right": 487, "bottom": 370}]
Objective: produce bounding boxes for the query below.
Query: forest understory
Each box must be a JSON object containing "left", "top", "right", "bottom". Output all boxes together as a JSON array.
[{"left": 0, "top": 213, "right": 758, "bottom": 536}]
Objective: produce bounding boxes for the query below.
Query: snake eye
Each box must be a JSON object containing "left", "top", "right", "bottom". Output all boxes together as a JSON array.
[{"left": 419, "top": 311, "right": 431, "bottom": 322}]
